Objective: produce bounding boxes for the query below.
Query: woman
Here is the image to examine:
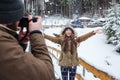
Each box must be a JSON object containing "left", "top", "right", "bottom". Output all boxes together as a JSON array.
[{"left": 44, "top": 27, "right": 102, "bottom": 80}]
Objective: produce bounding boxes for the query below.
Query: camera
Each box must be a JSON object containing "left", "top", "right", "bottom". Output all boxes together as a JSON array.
[{"left": 18, "top": 16, "right": 37, "bottom": 28}]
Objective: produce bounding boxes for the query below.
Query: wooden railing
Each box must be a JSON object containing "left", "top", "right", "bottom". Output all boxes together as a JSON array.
[
  {"left": 79, "top": 58, "right": 115, "bottom": 80},
  {"left": 48, "top": 46, "right": 84, "bottom": 80},
  {"left": 47, "top": 46, "right": 115, "bottom": 80},
  {"left": 75, "top": 73, "right": 84, "bottom": 80}
]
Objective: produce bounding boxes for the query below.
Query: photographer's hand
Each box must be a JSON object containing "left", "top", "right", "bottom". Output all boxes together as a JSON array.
[{"left": 28, "top": 15, "right": 42, "bottom": 32}]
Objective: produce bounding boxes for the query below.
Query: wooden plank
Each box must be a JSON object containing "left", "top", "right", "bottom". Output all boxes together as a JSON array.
[
  {"left": 48, "top": 46, "right": 61, "bottom": 54},
  {"left": 79, "top": 58, "right": 115, "bottom": 80},
  {"left": 75, "top": 73, "right": 84, "bottom": 80},
  {"left": 49, "top": 52, "right": 58, "bottom": 60},
  {"left": 47, "top": 46, "right": 115, "bottom": 80}
]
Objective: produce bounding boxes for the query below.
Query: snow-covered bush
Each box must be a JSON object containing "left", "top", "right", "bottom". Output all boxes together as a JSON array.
[
  {"left": 115, "top": 43, "right": 120, "bottom": 53},
  {"left": 103, "top": 3, "right": 120, "bottom": 53}
]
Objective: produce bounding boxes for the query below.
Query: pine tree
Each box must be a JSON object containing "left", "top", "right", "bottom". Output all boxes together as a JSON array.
[{"left": 103, "top": 2, "right": 120, "bottom": 53}]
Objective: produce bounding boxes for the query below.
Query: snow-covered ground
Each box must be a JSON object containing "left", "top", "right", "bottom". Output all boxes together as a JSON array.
[
  {"left": 26, "top": 16, "right": 120, "bottom": 80},
  {"left": 44, "top": 27, "right": 120, "bottom": 80},
  {"left": 42, "top": 15, "right": 72, "bottom": 26}
]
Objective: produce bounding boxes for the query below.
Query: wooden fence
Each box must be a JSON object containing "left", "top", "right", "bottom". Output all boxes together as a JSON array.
[{"left": 47, "top": 46, "right": 115, "bottom": 80}]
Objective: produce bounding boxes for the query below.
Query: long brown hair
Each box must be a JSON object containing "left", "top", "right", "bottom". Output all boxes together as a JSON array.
[{"left": 61, "top": 27, "right": 77, "bottom": 54}]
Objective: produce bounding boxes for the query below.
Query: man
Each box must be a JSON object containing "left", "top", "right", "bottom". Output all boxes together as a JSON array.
[{"left": 0, "top": 0, "right": 55, "bottom": 80}]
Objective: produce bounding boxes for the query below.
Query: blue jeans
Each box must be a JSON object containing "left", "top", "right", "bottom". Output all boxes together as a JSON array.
[{"left": 61, "top": 66, "right": 77, "bottom": 80}]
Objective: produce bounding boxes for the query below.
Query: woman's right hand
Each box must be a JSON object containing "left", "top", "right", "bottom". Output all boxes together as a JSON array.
[{"left": 28, "top": 15, "right": 42, "bottom": 32}]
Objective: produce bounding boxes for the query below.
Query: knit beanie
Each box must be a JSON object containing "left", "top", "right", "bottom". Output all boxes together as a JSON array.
[{"left": 0, "top": 0, "right": 24, "bottom": 24}]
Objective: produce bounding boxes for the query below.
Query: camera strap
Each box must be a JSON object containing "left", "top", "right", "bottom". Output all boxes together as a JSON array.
[{"left": 19, "top": 27, "right": 29, "bottom": 43}]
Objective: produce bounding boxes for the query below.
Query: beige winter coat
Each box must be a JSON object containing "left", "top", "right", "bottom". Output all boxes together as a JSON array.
[
  {"left": 44, "top": 31, "right": 95, "bottom": 66},
  {"left": 0, "top": 25, "right": 55, "bottom": 80}
]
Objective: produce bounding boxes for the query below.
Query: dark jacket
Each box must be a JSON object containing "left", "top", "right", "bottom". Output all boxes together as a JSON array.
[
  {"left": 0, "top": 24, "right": 55, "bottom": 80},
  {"left": 44, "top": 31, "right": 95, "bottom": 66}
]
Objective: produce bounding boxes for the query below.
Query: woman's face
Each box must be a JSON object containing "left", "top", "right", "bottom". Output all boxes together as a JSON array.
[{"left": 65, "top": 29, "right": 72, "bottom": 37}]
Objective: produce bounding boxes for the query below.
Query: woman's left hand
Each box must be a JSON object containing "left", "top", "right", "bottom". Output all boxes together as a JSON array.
[{"left": 94, "top": 29, "right": 103, "bottom": 34}]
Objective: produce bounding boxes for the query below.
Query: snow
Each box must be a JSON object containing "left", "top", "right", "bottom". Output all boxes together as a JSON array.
[
  {"left": 76, "top": 28, "right": 120, "bottom": 79},
  {"left": 42, "top": 15, "right": 72, "bottom": 26},
  {"left": 43, "top": 27, "right": 120, "bottom": 80},
  {"left": 103, "top": 3, "right": 120, "bottom": 53},
  {"left": 78, "top": 17, "right": 91, "bottom": 20},
  {"left": 45, "top": 0, "right": 49, "bottom": 2},
  {"left": 25, "top": 16, "right": 120, "bottom": 80}
]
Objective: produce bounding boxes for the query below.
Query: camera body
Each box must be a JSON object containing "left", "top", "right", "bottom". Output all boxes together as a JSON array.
[{"left": 18, "top": 17, "right": 37, "bottom": 28}]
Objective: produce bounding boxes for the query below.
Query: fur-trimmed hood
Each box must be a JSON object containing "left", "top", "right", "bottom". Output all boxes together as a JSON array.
[{"left": 61, "top": 26, "right": 77, "bottom": 36}]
